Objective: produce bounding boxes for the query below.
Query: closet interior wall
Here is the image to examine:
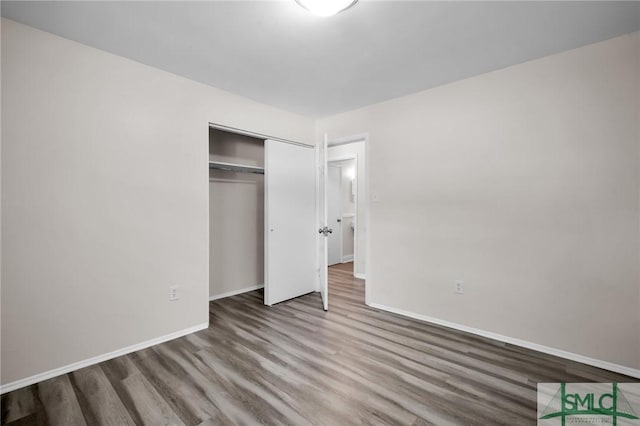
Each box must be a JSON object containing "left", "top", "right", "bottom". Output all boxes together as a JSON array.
[{"left": 209, "top": 128, "right": 265, "bottom": 299}]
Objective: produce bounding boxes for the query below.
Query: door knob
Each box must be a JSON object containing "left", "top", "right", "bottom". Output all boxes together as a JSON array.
[
  {"left": 337, "top": 218, "right": 342, "bottom": 223},
  {"left": 318, "top": 226, "right": 332, "bottom": 236}
]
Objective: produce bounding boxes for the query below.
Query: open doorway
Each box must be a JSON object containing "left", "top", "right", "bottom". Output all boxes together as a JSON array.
[
  {"left": 327, "top": 159, "right": 356, "bottom": 267},
  {"left": 326, "top": 136, "right": 367, "bottom": 301}
]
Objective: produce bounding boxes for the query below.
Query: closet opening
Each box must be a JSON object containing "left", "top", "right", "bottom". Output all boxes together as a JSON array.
[
  {"left": 208, "top": 123, "right": 319, "bottom": 308},
  {"left": 209, "top": 127, "right": 265, "bottom": 302}
]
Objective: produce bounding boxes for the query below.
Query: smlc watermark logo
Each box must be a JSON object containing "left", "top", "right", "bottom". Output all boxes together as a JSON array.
[{"left": 538, "top": 383, "right": 640, "bottom": 425}]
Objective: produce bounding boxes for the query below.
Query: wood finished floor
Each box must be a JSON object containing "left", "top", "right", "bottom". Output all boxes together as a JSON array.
[{"left": 2, "top": 262, "right": 635, "bottom": 425}]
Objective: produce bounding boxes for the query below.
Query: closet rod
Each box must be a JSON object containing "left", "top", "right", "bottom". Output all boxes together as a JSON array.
[
  {"left": 208, "top": 122, "right": 313, "bottom": 149},
  {"left": 209, "top": 160, "right": 264, "bottom": 175}
]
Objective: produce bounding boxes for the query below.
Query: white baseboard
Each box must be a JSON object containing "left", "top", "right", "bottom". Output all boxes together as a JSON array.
[
  {"left": 0, "top": 322, "right": 209, "bottom": 394},
  {"left": 369, "top": 302, "right": 640, "bottom": 379},
  {"left": 209, "top": 284, "right": 264, "bottom": 301},
  {"left": 341, "top": 255, "right": 354, "bottom": 263},
  {"left": 354, "top": 272, "right": 366, "bottom": 280}
]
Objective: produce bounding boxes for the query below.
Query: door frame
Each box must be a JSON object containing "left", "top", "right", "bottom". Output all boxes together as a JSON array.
[
  {"left": 327, "top": 156, "right": 357, "bottom": 267},
  {"left": 327, "top": 133, "right": 370, "bottom": 306}
]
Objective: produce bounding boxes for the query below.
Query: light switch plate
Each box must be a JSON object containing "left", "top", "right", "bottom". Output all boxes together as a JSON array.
[{"left": 169, "top": 285, "right": 180, "bottom": 301}]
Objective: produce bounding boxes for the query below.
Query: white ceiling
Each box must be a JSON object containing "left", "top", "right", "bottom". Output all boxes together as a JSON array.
[{"left": 2, "top": 1, "right": 639, "bottom": 117}]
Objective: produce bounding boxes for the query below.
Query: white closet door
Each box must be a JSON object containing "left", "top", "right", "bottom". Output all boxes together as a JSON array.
[
  {"left": 264, "top": 140, "right": 316, "bottom": 306},
  {"left": 317, "top": 135, "right": 329, "bottom": 311}
]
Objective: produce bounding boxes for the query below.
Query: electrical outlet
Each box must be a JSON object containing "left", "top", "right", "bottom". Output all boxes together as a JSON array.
[
  {"left": 455, "top": 280, "right": 464, "bottom": 295},
  {"left": 169, "top": 285, "right": 180, "bottom": 301}
]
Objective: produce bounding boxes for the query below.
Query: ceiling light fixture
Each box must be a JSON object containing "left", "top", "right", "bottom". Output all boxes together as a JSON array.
[{"left": 295, "top": 0, "right": 358, "bottom": 17}]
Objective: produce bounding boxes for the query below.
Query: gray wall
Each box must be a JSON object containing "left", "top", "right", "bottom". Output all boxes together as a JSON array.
[
  {"left": 318, "top": 33, "right": 640, "bottom": 371},
  {"left": 1, "top": 18, "right": 314, "bottom": 387}
]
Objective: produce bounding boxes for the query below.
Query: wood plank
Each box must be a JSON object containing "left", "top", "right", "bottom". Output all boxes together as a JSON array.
[
  {"left": 119, "top": 374, "right": 185, "bottom": 426},
  {"left": 38, "top": 375, "right": 87, "bottom": 426},
  {"left": 70, "top": 366, "right": 135, "bottom": 426},
  {"left": 1, "top": 386, "right": 35, "bottom": 423}
]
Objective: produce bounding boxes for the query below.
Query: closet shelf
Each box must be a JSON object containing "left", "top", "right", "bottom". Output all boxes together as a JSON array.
[{"left": 209, "top": 160, "right": 264, "bottom": 175}]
